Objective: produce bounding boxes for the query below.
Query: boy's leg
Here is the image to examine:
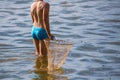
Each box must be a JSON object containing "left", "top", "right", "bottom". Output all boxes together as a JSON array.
[
  {"left": 33, "top": 39, "right": 39, "bottom": 55},
  {"left": 39, "top": 40, "right": 48, "bottom": 56}
]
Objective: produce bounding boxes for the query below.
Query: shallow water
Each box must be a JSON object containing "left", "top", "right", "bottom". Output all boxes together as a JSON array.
[{"left": 0, "top": 0, "right": 120, "bottom": 80}]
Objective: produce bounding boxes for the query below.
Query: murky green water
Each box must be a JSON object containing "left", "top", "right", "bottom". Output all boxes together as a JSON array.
[{"left": 0, "top": 0, "right": 120, "bottom": 80}]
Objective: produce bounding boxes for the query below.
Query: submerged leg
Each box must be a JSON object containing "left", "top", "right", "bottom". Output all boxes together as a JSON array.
[
  {"left": 33, "top": 39, "right": 39, "bottom": 55},
  {"left": 39, "top": 40, "right": 48, "bottom": 56}
]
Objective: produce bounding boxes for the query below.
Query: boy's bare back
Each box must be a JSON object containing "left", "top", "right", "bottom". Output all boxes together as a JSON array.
[{"left": 30, "top": 1, "right": 50, "bottom": 29}]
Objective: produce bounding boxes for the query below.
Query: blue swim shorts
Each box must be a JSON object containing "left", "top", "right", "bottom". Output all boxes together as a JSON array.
[{"left": 31, "top": 26, "right": 48, "bottom": 40}]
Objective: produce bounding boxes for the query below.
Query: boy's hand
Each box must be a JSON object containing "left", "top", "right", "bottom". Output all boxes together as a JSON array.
[{"left": 48, "top": 34, "right": 55, "bottom": 40}]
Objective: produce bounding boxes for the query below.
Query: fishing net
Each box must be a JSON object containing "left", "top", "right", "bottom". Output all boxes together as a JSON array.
[{"left": 46, "top": 40, "right": 72, "bottom": 73}]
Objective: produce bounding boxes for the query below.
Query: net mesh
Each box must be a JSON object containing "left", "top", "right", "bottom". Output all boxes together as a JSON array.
[{"left": 46, "top": 40, "right": 72, "bottom": 73}]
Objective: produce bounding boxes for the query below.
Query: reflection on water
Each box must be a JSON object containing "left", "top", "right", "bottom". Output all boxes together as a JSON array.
[
  {"left": 34, "top": 56, "right": 48, "bottom": 72},
  {"left": 0, "top": 58, "right": 17, "bottom": 63},
  {"left": 32, "top": 56, "right": 67, "bottom": 80}
]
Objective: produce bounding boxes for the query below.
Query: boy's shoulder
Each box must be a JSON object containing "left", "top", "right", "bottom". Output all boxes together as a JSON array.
[{"left": 31, "top": 2, "right": 37, "bottom": 8}]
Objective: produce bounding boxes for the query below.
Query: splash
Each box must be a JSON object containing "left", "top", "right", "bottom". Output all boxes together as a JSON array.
[{"left": 46, "top": 40, "right": 72, "bottom": 73}]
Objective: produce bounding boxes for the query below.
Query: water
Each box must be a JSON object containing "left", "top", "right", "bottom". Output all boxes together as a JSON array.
[{"left": 0, "top": 0, "right": 120, "bottom": 80}]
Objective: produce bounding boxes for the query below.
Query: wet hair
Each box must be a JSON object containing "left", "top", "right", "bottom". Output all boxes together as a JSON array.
[{"left": 35, "top": 0, "right": 43, "bottom": 1}]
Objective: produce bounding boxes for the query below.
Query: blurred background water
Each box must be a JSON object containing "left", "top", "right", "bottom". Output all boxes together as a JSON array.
[{"left": 0, "top": 0, "right": 120, "bottom": 80}]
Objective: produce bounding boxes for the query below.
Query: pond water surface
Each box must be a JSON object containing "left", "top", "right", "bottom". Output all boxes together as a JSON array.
[{"left": 0, "top": 0, "right": 120, "bottom": 80}]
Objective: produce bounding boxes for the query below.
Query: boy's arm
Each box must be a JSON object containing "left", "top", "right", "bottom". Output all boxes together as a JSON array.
[
  {"left": 30, "top": 4, "right": 34, "bottom": 22},
  {"left": 43, "top": 3, "right": 51, "bottom": 39}
]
